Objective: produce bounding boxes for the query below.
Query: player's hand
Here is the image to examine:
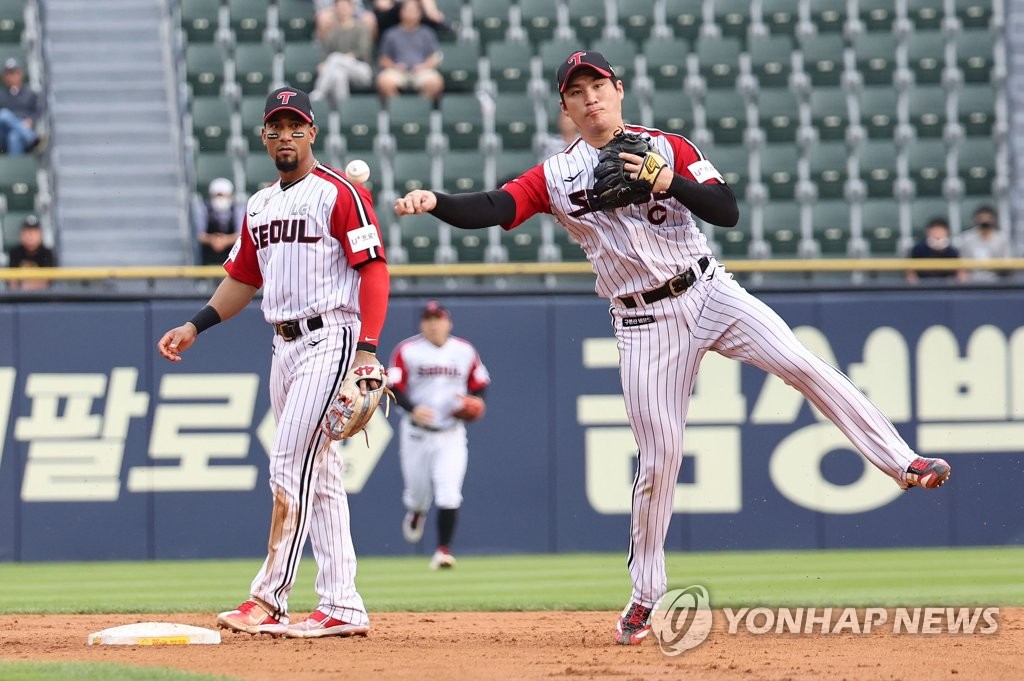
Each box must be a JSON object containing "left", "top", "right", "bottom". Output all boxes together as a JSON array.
[
  {"left": 157, "top": 324, "right": 198, "bottom": 362},
  {"left": 352, "top": 349, "right": 384, "bottom": 392},
  {"left": 619, "top": 152, "right": 672, "bottom": 193},
  {"left": 395, "top": 190, "right": 437, "bottom": 215},
  {"left": 412, "top": 404, "right": 436, "bottom": 427}
]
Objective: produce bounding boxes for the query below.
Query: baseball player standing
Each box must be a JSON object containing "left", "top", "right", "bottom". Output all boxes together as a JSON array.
[
  {"left": 387, "top": 301, "right": 490, "bottom": 569},
  {"left": 158, "top": 86, "right": 389, "bottom": 639},
  {"left": 395, "top": 51, "right": 951, "bottom": 646}
]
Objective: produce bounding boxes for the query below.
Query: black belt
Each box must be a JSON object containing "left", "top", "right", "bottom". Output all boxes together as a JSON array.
[
  {"left": 273, "top": 315, "right": 323, "bottom": 341},
  {"left": 618, "top": 257, "right": 710, "bottom": 309}
]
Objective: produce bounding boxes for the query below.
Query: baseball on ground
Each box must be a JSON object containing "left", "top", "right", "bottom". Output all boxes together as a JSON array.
[{"left": 345, "top": 159, "right": 371, "bottom": 184}]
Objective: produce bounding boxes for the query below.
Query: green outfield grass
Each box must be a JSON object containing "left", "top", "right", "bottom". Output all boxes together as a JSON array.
[
  {"left": 1, "top": 546, "right": 1022, "bottom": 614},
  {"left": 0, "top": 662, "right": 236, "bottom": 681}
]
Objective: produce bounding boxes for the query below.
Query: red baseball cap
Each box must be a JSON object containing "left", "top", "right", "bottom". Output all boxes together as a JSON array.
[
  {"left": 421, "top": 300, "right": 450, "bottom": 319},
  {"left": 264, "top": 86, "right": 314, "bottom": 123},
  {"left": 556, "top": 51, "right": 616, "bottom": 93}
]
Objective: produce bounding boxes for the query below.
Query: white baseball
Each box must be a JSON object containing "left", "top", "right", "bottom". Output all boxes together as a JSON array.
[{"left": 345, "top": 159, "right": 370, "bottom": 184}]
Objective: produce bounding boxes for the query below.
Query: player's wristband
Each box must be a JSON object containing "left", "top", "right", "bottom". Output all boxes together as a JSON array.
[
  {"left": 356, "top": 341, "right": 377, "bottom": 353},
  {"left": 188, "top": 305, "right": 222, "bottom": 334}
]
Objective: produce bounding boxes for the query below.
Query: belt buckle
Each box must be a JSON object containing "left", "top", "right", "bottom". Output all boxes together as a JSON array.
[
  {"left": 667, "top": 272, "right": 692, "bottom": 297},
  {"left": 276, "top": 321, "right": 298, "bottom": 341}
]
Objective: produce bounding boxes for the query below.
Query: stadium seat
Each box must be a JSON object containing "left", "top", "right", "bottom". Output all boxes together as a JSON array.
[
  {"left": 809, "top": 0, "right": 846, "bottom": 33},
  {"left": 0, "top": 156, "right": 36, "bottom": 211},
  {"left": 909, "top": 0, "right": 943, "bottom": 30},
  {"left": 440, "top": 94, "right": 484, "bottom": 150},
  {"left": 191, "top": 96, "right": 233, "bottom": 152},
  {"left": 1, "top": 210, "right": 30, "bottom": 251},
  {"left": 186, "top": 43, "right": 226, "bottom": 97},
  {"left": 567, "top": 0, "right": 608, "bottom": 44},
  {"left": 283, "top": 42, "right": 322, "bottom": 92},
  {"left": 756, "top": 88, "right": 799, "bottom": 143},
  {"left": 180, "top": 0, "right": 221, "bottom": 44},
  {"left": 240, "top": 96, "right": 267, "bottom": 151},
  {"left": 539, "top": 38, "right": 582, "bottom": 85},
  {"left": 808, "top": 142, "right": 849, "bottom": 199},
  {"left": 958, "top": 137, "right": 995, "bottom": 196},
  {"left": 858, "top": 140, "right": 898, "bottom": 198},
  {"left": 763, "top": 202, "right": 801, "bottom": 256},
  {"left": 957, "top": 30, "right": 994, "bottom": 84},
  {"left": 443, "top": 151, "right": 487, "bottom": 193},
  {"left": 391, "top": 151, "right": 433, "bottom": 194},
  {"left": 859, "top": 87, "right": 898, "bottom": 139},
  {"left": 650, "top": 90, "right": 693, "bottom": 135},
  {"left": 552, "top": 227, "right": 589, "bottom": 262},
  {"left": 761, "top": 0, "right": 798, "bottom": 35},
  {"left": 761, "top": 144, "right": 799, "bottom": 199},
  {"left": 470, "top": 0, "right": 510, "bottom": 46},
  {"left": 518, "top": 0, "right": 558, "bottom": 45},
  {"left": 712, "top": 0, "right": 750, "bottom": 38},
  {"left": 812, "top": 201, "right": 851, "bottom": 254},
  {"left": 861, "top": 199, "right": 900, "bottom": 254},
  {"left": 663, "top": 0, "right": 702, "bottom": 41},
  {"left": 494, "top": 151, "right": 538, "bottom": 186},
  {"left": 858, "top": 0, "right": 896, "bottom": 32},
  {"left": 907, "top": 140, "right": 948, "bottom": 197},
  {"left": 718, "top": 218, "right": 750, "bottom": 257},
  {"left": 642, "top": 37, "right": 690, "bottom": 90},
  {"left": 502, "top": 215, "right": 543, "bottom": 262},
  {"left": 853, "top": 32, "right": 898, "bottom": 86},
  {"left": 589, "top": 39, "right": 637, "bottom": 89},
  {"left": 397, "top": 212, "right": 440, "bottom": 263},
  {"left": 438, "top": 42, "right": 481, "bottom": 93},
  {"left": 338, "top": 95, "right": 381, "bottom": 151},
  {"left": 619, "top": 3, "right": 656, "bottom": 46},
  {"left": 800, "top": 34, "right": 845, "bottom": 87},
  {"left": 388, "top": 96, "right": 432, "bottom": 150},
  {"left": 809, "top": 87, "right": 850, "bottom": 141},
  {"left": 244, "top": 153, "right": 277, "bottom": 193},
  {"left": 195, "top": 152, "right": 234, "bottom": 193},
  {"left": 228, "top": 0, "right": 269, "bottom": 43},
  {"left": 749, "top": 34, "right": 793, "bottom": 89},
  {"left": 696, "top": 36, "right": 743, "bottom": 88},
  {"left": 956, "top": 0, "right": 993, "bottom": 30},
  {"left": 703, "top": 90, "right": 746, "bottom": 145},
  {"left": 233, "top": 44, "right": 275, "bottom": 96},
  {"left": 959, "top": 84, "right": 995, "bottom": 137},
  {"left": 906, "top": 31, "right": 946, "bottom": 85},
  {"left": 277, "top": 0, "right": 315, "bottom": 42},
  {"left": 707, "top": 145, "right": 749, "bottom": 197},
  {"left": 494, "top": 93, "right": 537, "bottom": 150},
  {"left": 453, "top": 228, "right": 488, "bottom": 262},
  {"left": 910, "top": 198, "right": 949, "bottom": 238},
  {"left": 908, "top": 87, "right": 948, "bottom": 138},
  {"left": 487, "top": 40, "right": 533, "bottom": 92}
]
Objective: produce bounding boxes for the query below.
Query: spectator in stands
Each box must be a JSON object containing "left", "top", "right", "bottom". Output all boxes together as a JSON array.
[
  {"left": 375, "top": 0, "right": 444, "bottom": 102},
  {"left": 0, "top": 58, "right": 42, "bottom": 155},
  {"left": 906, "top": 216, "right": 966, "bottom": 284},
  {"left": 957, "top": 204, "right": 1011, "bottom": 283},
  {"left": 311, "top": 0, "right": 375, "bottom": 104},
  {"left": 372, "top": 0, "right": 450, "bottom": 41},
  {"left": 6, "top": 215, "right": 55, "bottom": 290},
  {"left": 540, "top": 113, "right": 580, "bottom": 160},
  {"left": 193, "top": 177, "right": 244, "bottom": 265},
  {"left": 315, "top": 0, "right": 376, "bottom": 41}
]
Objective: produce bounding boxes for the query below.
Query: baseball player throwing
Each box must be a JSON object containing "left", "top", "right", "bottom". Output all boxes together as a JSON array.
[
  {"left": 395, "top": 51, "right": 951, "bottom": 646},
  {"left": 387, "top": 301, "right": 490, "bottom": 569},
  {"left": 158, "top": 86, "right": 389, "bottom": 638}
]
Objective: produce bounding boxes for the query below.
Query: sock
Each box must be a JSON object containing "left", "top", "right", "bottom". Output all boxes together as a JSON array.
[{"left": 438, "top": 507, "right": 458, "bottom": 548}]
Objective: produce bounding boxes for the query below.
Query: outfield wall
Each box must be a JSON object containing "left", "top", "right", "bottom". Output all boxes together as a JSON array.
[{"left": 1, "top": 288, "right": 1022, "bottom": 561}]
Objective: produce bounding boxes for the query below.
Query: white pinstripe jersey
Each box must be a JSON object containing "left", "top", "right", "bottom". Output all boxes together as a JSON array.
[
  {"left": 224, "top": 163, "right": 385, "bottom": 324},
  {"left": 501, "top": 125, "right": 725, "bottom": 300}
]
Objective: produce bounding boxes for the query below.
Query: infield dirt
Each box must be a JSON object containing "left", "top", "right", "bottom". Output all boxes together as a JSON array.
[{"left": 2, "top": 609, "right": 1021, "bottom": 680}]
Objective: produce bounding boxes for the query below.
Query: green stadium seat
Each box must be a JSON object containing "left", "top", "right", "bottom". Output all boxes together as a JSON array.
[
  {"left": 749, "top": 35, "right": 794, "bottom": 89},
  {"left": 642, "top": 37, "right": 690, "bottom": 90},
  {"left": 910, "top": 198, "right": 948, "bottom": 239},
  {"left": 186, "top": 43, "right": 226, "bottom": 97},
  {"left": 567, "top": 0, "right": 608, "bottom": 45},
  {"left": 621, "top": 93, "right": 642, "bottom": 126},
  {"left": 808, "top": 142, "right": 849, "bottom": 199},
  {"left": 494, "top": 93, "right": 536, "bottom": 150},
  {"left": 663, "top": 0, "right": 702, "bottom": 41},
  {"left": 397, "top": 212, "right": 440, "bottom": 263},
  {"left": 0, "top": 156, "right": 35, "bottom": 211},
  {"left": 909, "top": 0, "right": 943, "bottom": 30},
  {"left": 956, "top": 0, "right": 993, "bottom": 30},
  {"left": 180, "top": 0, "right": 221, "bottom": 44},
  {"left": 651, "top": 90, "right": 693, "bottom": 135},
  {"left": 228, "top": 0, "right": 268, "bottom": 43},
  {"left": 809, "top": 87, "right": 849, "bottom": 142},
  {"left": 907, "top": 140, "right": 948, "bottom": 197},
  {"left": 764, "top": 202, "right": 801, "bottom": 256},
  {"left": 957, "top": 30, "right": 994, "bottom": 83},
  {"left": 761, "top": 144, "right": 798, "bottom": 199},
  {"left": 487, "top": 40, "right": 532, "bottom": 92},
  {"left": 858, "top": 0, "right": 895, "bottom": 32},
  {"left": 809, "top": 0, "right": 847, "bottom": 33},
  {"left": 1, "top": 210, "right": 31, "bottom": 251},
  {"left": 283, "top": 42, "right": 321, "bottom": 92},
  {"left": 552, "top": 227, "right": 589, "bottom": 262},
  {"left": 439, "top": 42, "right": 481, "bottom": 93},
  {"left": 444, "top": 151, "right": 486, "bottom": 193},
  {"left": 713, "top": 0, "right": 751, "bottom": 38},
  {"left": 907, "top": 31, "right": 946, "bottom": 85},
  {"left": 388, "top": 95, "right": 432, "bottom": 150},
  {"left": 959, "top": 84, "right": 995, "bottom": 136},
  {"left": 195, "top": 152, "right": 234, "bottom": 193},
  {"left": 908, "top": 87, "right": 948, "bottom": 138},
  {"left": 502, "top": 215, "right": 543, "bottom": 262},
  {"left": 704, "top": 90, "right": 746, "bottom": 145},
  {"left": 813, "top": 201, "right": 851, "bottom": 254},
  {"left": 858, "top": 140, "right": 897, "bottom": 198},
  {"left": 277, "top": 0, "right": 315, "bottom": 42},
  {"left": 696, "top": 36, "right": 743, "bottom": 89},
  {"left": 519, "top": 0, "right": 558, "bottom": 45},
  {"left": 853, "top": 32, "right": 898, "bottom": 86},
  {"left": 958, "top": 137, "right": 995, "bottom": 196},
  {"left": 0, "top": 1, "right": 24, "bottom": 45},
  {"left": 391, "top": 151, "right": 432, "bottom": 194},
  {"left": 470, "top": 0, "right": 510, "bottom": 46},
  {"left": 244, "top": 153, "right": 277, "bottom": 194},
  {"left": 233, "top": 44, "right": 274, "bottom": 96},
  {"left": 800, "top": 34, "right": 845, "bottom": 87},
  {"left": 589, "top": 39, "right": 637, "bottom": 89},
  {"left": 539, "top": 38, "right": 582, "bottom": 85},
  {"left": 757, "top": 88, "right": 799, "bottom": 143},
  {"left": 707, "top": 145, "right": 749, "bottom": 197},
  {"left": 495, "top": 151, "right": 538, "bottom": 186},
  {"left": 761, "top": 0, "right": 798, "bottom": 35},
  {"left": 862, "top": 199, "right": 900, "bottom": 254},
  {"left": 718, "top": 218, "right": 750, "bottom": 257},
  {"left": 619, "top": 3, "right": 656, "bottom": 46},
  {"left": 240, "top": 96, "right": 267, "bottom": 151},
  {"left": 859, "top": 87, "right": 897, "bottom": 139},
  {"left": 338, "top": 95, "right": 381, "bottom": 151},
  {"left": 191, "top": 96, "right": 233, "bottom": 152},
  {"left": 453, "top": 226, "right": 493, "bottom": 262},
  {"left": 441, "top": 94, "right": 483, "bottom": 150}
]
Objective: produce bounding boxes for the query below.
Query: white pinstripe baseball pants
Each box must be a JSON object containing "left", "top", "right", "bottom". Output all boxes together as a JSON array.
[
  {"left": 249, "top": 316, "right": 368, "bottom": 626},
  {"left": 611, "top": 260, "right": 917, "bottom": 608}
]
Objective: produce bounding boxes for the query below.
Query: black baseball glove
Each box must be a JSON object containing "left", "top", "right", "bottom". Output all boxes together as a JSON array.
[{"left": 592, "top": 130, "right": 669, "bottom": 211}]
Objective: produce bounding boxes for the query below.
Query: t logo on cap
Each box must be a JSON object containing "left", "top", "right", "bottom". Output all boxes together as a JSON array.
[{"left": 277, "top": 90, "right": 297, "bottom": 105}]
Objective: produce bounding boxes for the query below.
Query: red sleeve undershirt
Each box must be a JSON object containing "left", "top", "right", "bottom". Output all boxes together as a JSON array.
[{"left": 356, "top": 259, "right": 389, "bottom": 348}]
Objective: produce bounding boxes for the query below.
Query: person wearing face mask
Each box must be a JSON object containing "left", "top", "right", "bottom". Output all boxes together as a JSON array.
[
  {"left": 194, "top": 177, "right": 245, "bottom": 265},
  {"left": 906, "top": 216, "right": 967, "bottom": 284},
  {"left": 956, "top": 205, "right": 1012, "bottom": 283}
]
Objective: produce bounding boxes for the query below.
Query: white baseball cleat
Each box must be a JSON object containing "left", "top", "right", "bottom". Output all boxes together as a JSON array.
[
  {"left": 429, "top": 546, "right": 456, "bottom": 570},
  {"left": 403, "top": 511, "right": 425, "bottom": 543},
  {"left": 283, "top": 610, "right": 369, "bottom": 638},
  {"left": 216, "top": 599, "right": 287, "bottom": 635}
]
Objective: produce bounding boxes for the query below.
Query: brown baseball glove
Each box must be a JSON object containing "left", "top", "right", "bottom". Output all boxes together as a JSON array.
[{"left": 322, "top": 362, "right": 394, "bottom": 444}]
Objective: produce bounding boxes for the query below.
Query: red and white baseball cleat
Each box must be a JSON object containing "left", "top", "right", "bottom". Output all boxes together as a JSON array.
[
  {"left": 429, "top": 546, "right": 456, "bottom": 570},
  {"left": 403, "top": 511, "right": 425, "bottom": 543},
  {"left": 614, "top": 601, "right": 653, "bottom": 645},
  {"left": 283, "top": 609, "right": 369, "bottom": 638},
  {"left": 216, "top": 599, "right": 286, "bottom": 635},
  {"left": 904, "top": 457, "right": 952, "bottom": 489}
]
